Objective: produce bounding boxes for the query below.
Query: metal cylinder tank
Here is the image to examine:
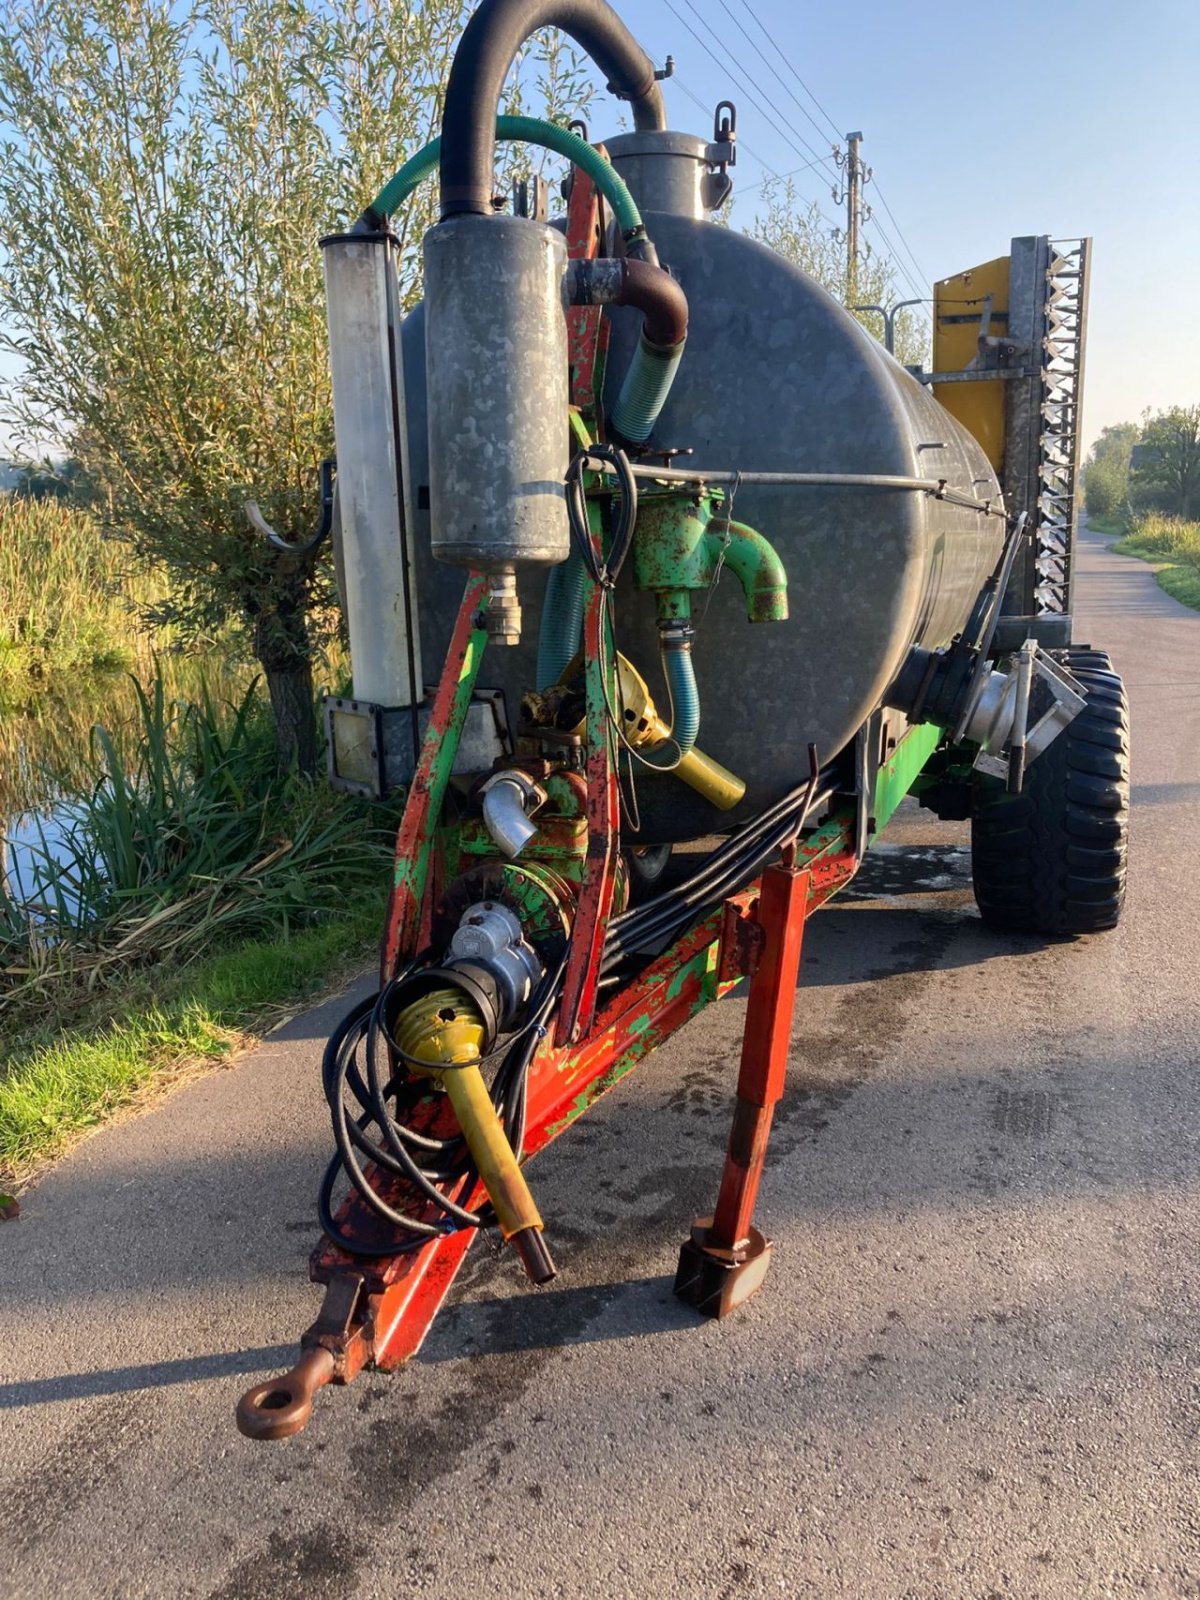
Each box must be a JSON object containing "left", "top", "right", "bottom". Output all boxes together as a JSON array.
[
  {"left": 603, "top": 129, "right": 720, "bottom": 221},
  {"left": 398, "top": 139, "right": 1004, "bottom": 841},
  {"left": 424, "top": 214, "right": 569, "bottom": 570}
]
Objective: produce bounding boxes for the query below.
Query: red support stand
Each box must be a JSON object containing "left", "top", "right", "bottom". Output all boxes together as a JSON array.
[{"left": 674, "top": 862, "right": 811, "bottom": 1317}]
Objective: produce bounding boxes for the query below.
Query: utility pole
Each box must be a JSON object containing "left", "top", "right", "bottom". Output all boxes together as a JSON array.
[
  {"left": 845, "top": 131, "right": 862, "bottom": 304},
  {"left": 833, "top": 132, "right": 872, "bottom": 306}
]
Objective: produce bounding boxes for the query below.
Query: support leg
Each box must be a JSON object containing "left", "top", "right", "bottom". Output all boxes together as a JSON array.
[{"left": 675, "top": 862, "right": 810, "bottom": 1317}]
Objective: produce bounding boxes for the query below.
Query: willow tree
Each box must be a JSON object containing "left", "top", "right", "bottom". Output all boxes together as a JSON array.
[{"left": 0, "top": 0, "right": 592, "bottom": 771}]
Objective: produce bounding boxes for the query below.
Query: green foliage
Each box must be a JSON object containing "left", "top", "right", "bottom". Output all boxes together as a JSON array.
[
  {"left": 1115, "top": 511, "right": 1200, "bottom": 563},
  {"left": 0, "top": 886, "right": 386, "bottom": 1182},
  {"left": 1084, "top": 457, "right": 1128, "bottom": 521},
  {"left": 0, "top": 495, "right": 161, "bottom": 686},
  {"left": 748, "top": 177, "right": 929, "bottom": 367},
  {"left": 1114, "top": 511, "right": 1200, "bottom": 614},
  {"left": 1083, "top": 421, "right": 1138, "bottom": 519},
  {"left": 1, "top": 661, "right": 393, "bottom": 1011},
  {"left": 0, "top": 0, "right": 593, "bottom": 768},
  {"left": 1131, "top": 405, "right": 1200, "bottom": 519}
]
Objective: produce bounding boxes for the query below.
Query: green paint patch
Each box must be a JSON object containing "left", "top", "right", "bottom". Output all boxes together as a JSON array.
[
  {"left": 665, "top": 960, "right": 700, "bottom": 1002},
  {"left": 874, "top": 721, "right": 942, "bottom": 833}
]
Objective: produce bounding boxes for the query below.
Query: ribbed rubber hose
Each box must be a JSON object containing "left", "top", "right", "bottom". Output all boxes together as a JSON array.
[
  {"left": 369, "top": 115, "right": 643, "bottom": 238},
  {"left": 645, "top": 638, "right": 700, "bottom": 764},
  {"left": 537, "top": 547, "right": 588, "bottom": 690},
  {"left": 610, "top": 334, "right": 686, "bottom": 444},
  {"left": 437, "top": 0, "right": 664, "bottom": 217}
]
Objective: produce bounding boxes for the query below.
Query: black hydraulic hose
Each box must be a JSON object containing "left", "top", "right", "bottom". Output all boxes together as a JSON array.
[
  {"left": 438, "top": 0, "right": 665, "bottom": 217},
  {"left": 604, "top": 777, "right": 838, "bottom": 968},
  {"left": 318, "top": 959, "right": 565, "bottom": 1257},
  {"left": 615, "top": 771, "right": 832, "bottom": 934}
]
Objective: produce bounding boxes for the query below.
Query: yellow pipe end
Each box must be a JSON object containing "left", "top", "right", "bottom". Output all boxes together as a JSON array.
[
  {"left": 673, "top": 747, "right": 747, "bottom": 811},
  {"left": 442, "top": 1064, "right": 545, "bottom": 1240}
]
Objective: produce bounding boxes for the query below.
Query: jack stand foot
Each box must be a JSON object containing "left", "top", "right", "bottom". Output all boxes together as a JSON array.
[{"left": 673, "top": 1216, "right": 773, "bottom": 1319}]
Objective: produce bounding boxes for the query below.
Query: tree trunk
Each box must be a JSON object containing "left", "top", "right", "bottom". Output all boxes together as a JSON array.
[
  {"left": 250, "top": 570, "right": 319, "bottom": 777},
  {"left": 264, "top": 658, "right": 318, "bottom": 777}
]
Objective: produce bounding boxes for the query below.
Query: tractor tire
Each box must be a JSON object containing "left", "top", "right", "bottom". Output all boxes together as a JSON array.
[{"left": 970, "top": 647, "right": 1130, "bottom": 935}]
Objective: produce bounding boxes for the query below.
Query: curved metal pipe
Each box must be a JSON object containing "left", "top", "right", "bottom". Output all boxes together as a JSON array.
[
  {"left": 566, "top": 258, "right": 689, "bottom": 442},
  {"left": 481, "top": 774, "right": 540, "bottom": 859},
  {"left": 566, "top": 257, "right": 688, "bottom": 347},
  {"left": 439, "top": 0, "right": 665, "bottom": 218},
  {"left": 706, "top": 518, "right": 789, "bottom": 622}
]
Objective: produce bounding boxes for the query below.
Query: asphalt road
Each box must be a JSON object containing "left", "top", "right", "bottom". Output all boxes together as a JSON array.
[{"left": 3, "top": 523, "right": 1198, "bottom": 1600}]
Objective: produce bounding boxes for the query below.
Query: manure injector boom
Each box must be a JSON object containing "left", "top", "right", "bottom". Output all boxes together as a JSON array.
[{"left": 237, "top": 0, "right": 1129, "bottom": 1439}]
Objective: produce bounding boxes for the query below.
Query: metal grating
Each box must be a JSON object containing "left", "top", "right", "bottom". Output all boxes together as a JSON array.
[{"left": 1031, "top": 239, "right": 1091, "bottom": 614}]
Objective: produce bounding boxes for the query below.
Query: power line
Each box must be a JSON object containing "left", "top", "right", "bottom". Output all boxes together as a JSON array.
[
  {"left": 865, "top": 209, "right": 927, "bottom": 303},
  {"left": 733, "top": 0, "right": 843, "bottom": 144},
  {"left": 735, "top": 152, "right": 839, "bottom": 196},
  {"left": 713, "top": 0, "right": 934, "bottom": 305},
  {"left": 676, "top": 0, "right": 830, "bottom": 171},
  {"left": 658, "top": 0, "right": 839, "bottom": 224},
  {"left": 664, "top": 3, "right": 933, "bottom": 307},
  {"left": 869, "top": 177, "right": 930, "bottom": 292},
  {"left": 719, "top": 0, "right": 842, "bottom": 166},
  {"left": 670, "top": 72, "right": 779, "bottom": 180}
]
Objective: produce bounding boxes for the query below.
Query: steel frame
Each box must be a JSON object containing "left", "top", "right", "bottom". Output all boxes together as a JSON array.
[{"left": 236, "top": 570, "right": 860, "bottom": 1437}]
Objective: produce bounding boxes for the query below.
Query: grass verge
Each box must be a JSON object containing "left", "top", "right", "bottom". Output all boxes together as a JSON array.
[
  {"left": 1149, "top": 564, "right": 1200, "bottom": 611},
  {"left": 1112, "top": 512, "right": 1200, "bottom": 614},
  {"left": 1086, "top": 512, "right": 1128, "bottom": 538},
  {"left": 0, "top": 888, "right": 385, "bottom": 1189}
]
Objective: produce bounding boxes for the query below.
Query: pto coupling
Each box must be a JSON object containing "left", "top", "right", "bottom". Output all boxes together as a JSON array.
[{"left": 382, "top": 903, "right": 555, "bottom": 1283}]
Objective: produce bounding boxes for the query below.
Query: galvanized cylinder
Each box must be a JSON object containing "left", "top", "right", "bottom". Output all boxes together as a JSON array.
[
  {"left": 606, "top": 130, "right": 719, "bottom": 220},
  {"left": 424, "top": 215, "right": 569, "bottom": 569}
]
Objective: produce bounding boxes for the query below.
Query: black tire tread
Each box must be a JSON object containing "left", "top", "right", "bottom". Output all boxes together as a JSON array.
[{"left": 971, "top": 647, "right": 1130, "bottom": 935}]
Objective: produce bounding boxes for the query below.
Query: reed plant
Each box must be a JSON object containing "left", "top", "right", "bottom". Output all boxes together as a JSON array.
[
  {"left": 1114, "top": 512, "right": 1200, "bottom": 610},
  {"left": 1116, "top": 511, "right": 1200, "bottom": 564},
  {"left": 0, "top": 663, "right": 392, "bottom": 1020},
  {"left": 0, "top": 496, "right": 159, "bottom": 686}
]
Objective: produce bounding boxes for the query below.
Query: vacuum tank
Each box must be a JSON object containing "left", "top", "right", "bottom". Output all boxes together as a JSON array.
[{"left": 396, "top": 131, "right": 1004, "bottom": 840}]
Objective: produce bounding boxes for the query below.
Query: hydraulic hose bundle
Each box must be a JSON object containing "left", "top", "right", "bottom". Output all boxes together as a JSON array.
[{"left": 319, "top": 959, "right": 563, "bottom": 1272}]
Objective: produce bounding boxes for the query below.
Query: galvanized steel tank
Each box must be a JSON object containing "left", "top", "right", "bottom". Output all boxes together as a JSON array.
[{"left": 397, "top": 131, "right": 1004, "bottom": 841}]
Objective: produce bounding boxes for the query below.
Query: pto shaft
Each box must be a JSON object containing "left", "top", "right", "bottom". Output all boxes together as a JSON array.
[{"left": 432, "top": 1059, "right": 555, "bottom": 1283}]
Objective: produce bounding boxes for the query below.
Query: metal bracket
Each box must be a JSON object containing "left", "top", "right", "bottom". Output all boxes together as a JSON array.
[
  {"left": 716, "top": 897, "right": 765, "bottom": 985},
  {"left": 324, "top": 689, "right": 510, "bottom": 800},
  {"left": 971, "top": 643, "right": 1086, "bottom": 790}
]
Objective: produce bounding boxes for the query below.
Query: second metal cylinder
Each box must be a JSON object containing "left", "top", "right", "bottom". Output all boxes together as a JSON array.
[{"left": 424, "top": 215, "right": 569, "bottom": 570}]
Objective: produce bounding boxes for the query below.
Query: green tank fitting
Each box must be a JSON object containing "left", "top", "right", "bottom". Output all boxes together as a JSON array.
[
  {"left": 706, "top": 517, "right": 789, "bottom": 623},
  {"left": 631, "top": 493, "right": 788, "bottom": 622}
]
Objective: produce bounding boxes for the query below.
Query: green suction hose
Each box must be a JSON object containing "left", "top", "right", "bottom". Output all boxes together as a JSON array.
[
  {"left": 537, "top": 549, "right": 588, "bottom": 690},
  {"left": 370, "top": 116, "right": 643, "bottom": 239}
]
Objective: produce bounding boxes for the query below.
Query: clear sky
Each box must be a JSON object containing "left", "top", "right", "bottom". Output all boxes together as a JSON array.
[
  {"left": 1, "top": 0, "right": 1194, "bottom": 459},
  {"left": 606, "top": 0, "right": 1199, "bottom": 451}
]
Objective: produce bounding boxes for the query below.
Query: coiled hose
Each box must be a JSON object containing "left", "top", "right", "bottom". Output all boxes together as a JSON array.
[{"left": 319, "top": 960, "right": 563, "bottom": 1256}]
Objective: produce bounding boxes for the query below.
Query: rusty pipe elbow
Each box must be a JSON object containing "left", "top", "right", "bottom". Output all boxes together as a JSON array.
[{"left": 566, "top": 257, "right": 688, "bottom": 347}]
